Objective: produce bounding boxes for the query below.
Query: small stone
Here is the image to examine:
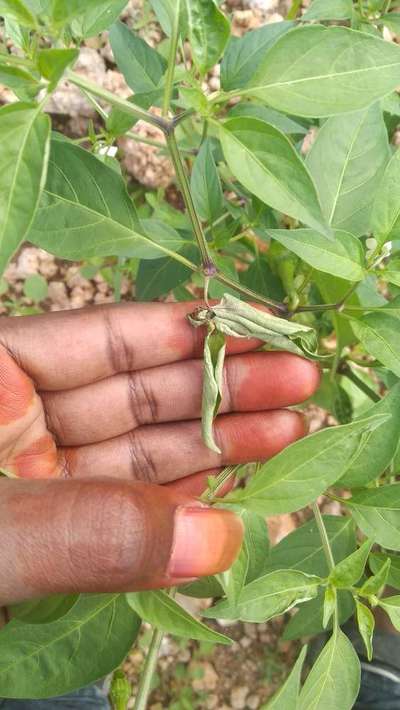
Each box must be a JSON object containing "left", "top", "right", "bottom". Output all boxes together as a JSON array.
[
  {"left": 206, "top": 695, "right": 219, "bottom": 710},
  {"left": 48, "top": 281, "right": 70, "bottom": 310},
  {"left": 243, "top": 622, "right": 257, "bottom": 638},
  {"left": 247, "top": 695, "right": 260, "bottom": 709},
  {"left": 230, "top": 685, "right": 249, "bottom": 710},
  {"left": 240, "top": 637, "right": 252, "bottom": 649},
  {"left": 15, "top": 248, "right": 40, "bottom": 278}
]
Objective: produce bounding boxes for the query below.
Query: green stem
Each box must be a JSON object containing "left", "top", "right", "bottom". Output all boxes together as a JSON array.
[
  {"left": 312, "top": 502, "right": 335, "bottom": 572},
  {"left": 166, "top": 129, "right": 214, "bottom": 270},
  {"left": 218, "top": 271, "right": 287, "bottom": 313},
  {"left": 0, "top": 52, "right": 32, "bottom": 67},
  {"left": 286, "top": 0, "right": 303, "bottom": 19},
  {"left": 200, "top": 465, "right": 240, "bottom": 503},
  {"left": 80, "top": 89, "right": 109, "bottom": 121},
  {"left": 133, "top": 627, "right": 164, "bottom": 710},
  {"left": 67, "top": 70, "right": 170, "bottom": 132},
  {"left": 204, "top": 211, "right": 230, "bottom": 235},
  {"left": 162, "top": 0, "right": 180, "bottom": 117},
  {"left": 339, "top": 363, "right": 381, "bottom": 403},
  {"left": 330, "top": 316, "right": 342, "bottom": 384}
]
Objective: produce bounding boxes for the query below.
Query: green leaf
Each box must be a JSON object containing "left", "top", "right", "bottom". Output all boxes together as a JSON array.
[
  {"left": 370, "top": 149, "right": 400, "bottom": 243},
  {"left": 329, "top": 539, "right": 372, "bottom": 589},
  {"left": 136, "top": 243, "right": 197, "bottom": 300},
  {"left": 50, "top": 0, "right": 102, "bottom": 27},
  {"left": 23, "top": 273, "right": 48, "bottom": 302},
  {"left": 37, "top": 48, "right": 79, "bottom": 87},
  {"left": 345, "top": 484, "right": 400, "bottom": 550},
  {"left": 303, "top": 0, "right": 352, "bottom": 20},
  {"left": 0, "top": 103, "right": 50, "bottom": 277},
  {"left": 126, "top": 591, "right": 231, "bottom": 644},
  {"left": 185, "top": 0, "right": 230, "bottom": 76},
  {"left": 283, "top": 589, "right": 354, "bottom": 640},
  {"left": 298, "top": 628, "right": 361, "bottom": 710},
  {"left": 149, "top": 0, "right": 187, "bottom": 37},
  {"left": 229, "top": 102, "right": 307, "bottom": 136},
  {"left": 242, "top": 510, "right": 270, "bottom": 583},
  {"left": 109, "top": 21, "right": 167, "bottom": 94},
  {"left": 323, "top": 586, "right": 337, "bottom": 629},
  {"left": 380, "top": 13, "right": 400, "bottom": 34},
  {"left": 10, "top": 594, "right": 78, "bottom": 624},
  {"left": 28, "top": 142, "right": 179, "bottom": 261},
  {"left": 201, "top": 329, "right": 226, "bottom": 454},
  {"left": 191, "top": 139, "right": 223, "bottom": 224},
  {"left": 378, "top": 595, "right": 400, "bottom": 631},
  {"left": 246, "top": 25, "right": 400, "bottom": 117},
  {"left": 0, "top": 65, "right": 39, "bottom": 94},
  {"left": 219, "top": 117, "right": 330, "bottom": 237},
  {"left": 70, "top": 0, "right": 128, "bottom": 38},
  {"left": 221, "top": 21, "right": 294, "bottom": 91},
  {"left": 355, "top": 600, "right": 374, "bottom": 662},
  {"left": 0, "top": 594, "right": 140, "bottom": 699},
  {"left": 349, "top": 312, "right": 400, "bottom": 377},
  {"left": 360, "top": 558, "right": 391, "bottom": 597},
  {"left": 306, "top": 103, "right": 390, "bottom": 236},
  {"left": 224, "top": 415, "right": 387, "bottom": 515},
  {"left": 180, "top": 576, "right": 224, "bottom": 599},
  {"left": 267, "top": 228, "right": 364, "bottom": 281},
  {"left": 106, "top": 91, "right": 160, "bottom": 137},
  {"left": 266, "top": 516, "right": 356, "bottom": 578},
  {"left": 239, "top": 253, "right": 285, "bottom": 302},
  {"left": 369, "top": 552, "right": 400, "bottom": 590},
  {"left": 340, "top": 383, "right": 400, "bottom": 487},
  {"left": 0, "top": 0, "right": 37, "bottom": 27},
  {"left": 332, "top": 383, "right": 353, "bottom": 424},
  {"left": 219, "top": 509, "right": 270, "bottom": 606},
  {"left": 203, "top": 569, "right": 321, "bottom": 623},
  {"left": 264, "top": 645, "right": 307, "bottom": 710}
]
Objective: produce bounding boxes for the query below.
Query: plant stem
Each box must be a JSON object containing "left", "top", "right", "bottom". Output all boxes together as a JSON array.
[
  {"left": 133, "top": 627, "right": 164, "bottom": 710},
  {"left": 217, "top": 271, "right": 287, "bottom": 313},
  {"left": 339, "top": 363, "right": 381, "bottom": 403},
  {"left": 67, "top": 70, "right": 170, "bottom": 132},
  {"left": 166, "top": 129, "right": 215, "bottom": 270},
  {"left": 286, "top": 0, "right": 303, "bottom": 19},
  {"left": 80, "top": 89, "right": 109, "bottom": 121},
  {"left": 200, "top": 465, "right": 240, "bottom": 503},
  {"left": 162, "top": 0, "right": 180, "bottom": 117},
  {"left": 0, "top": 52, "right": 32, "bottom": 67},
  {"left": 311, "top": 502, "right": 335, "bottom": 572}
]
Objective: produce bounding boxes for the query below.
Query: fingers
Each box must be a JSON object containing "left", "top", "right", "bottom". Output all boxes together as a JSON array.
[
  {"left": 58, "top": 410, "right": 306, "bottom": 484},
  {"left": 43, "top": 352, "right": 320, "bottom": 446},
  {"left": 0, "top": 478, "right": 243, "bottom": 604},
  {"left": 0, "top": 301, "right": 262, "bottom": 391}
]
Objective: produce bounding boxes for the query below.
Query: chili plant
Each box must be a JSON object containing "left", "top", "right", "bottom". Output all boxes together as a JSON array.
[{"left": 1, "top": 0, "right": 400, "bottom": 708}]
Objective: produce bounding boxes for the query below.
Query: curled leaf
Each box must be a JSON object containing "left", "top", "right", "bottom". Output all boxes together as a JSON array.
[
  {"left": 202, "top": 328, "right": 226, "bottom": 454},
  {"left": 190, "top": 293, "right": 317, "bottom": 357},
  {"left": 189, "top": 293, "right": 318, "bottom": 452}
]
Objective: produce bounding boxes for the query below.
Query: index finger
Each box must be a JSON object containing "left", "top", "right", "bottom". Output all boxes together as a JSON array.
[{"left": 0, "top": 301, "right": 263, "bottom": 391}]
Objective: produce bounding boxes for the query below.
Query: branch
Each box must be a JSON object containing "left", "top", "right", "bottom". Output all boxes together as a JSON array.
[{"left": 67, "top": 70, "right": 171, "bottom": 133}]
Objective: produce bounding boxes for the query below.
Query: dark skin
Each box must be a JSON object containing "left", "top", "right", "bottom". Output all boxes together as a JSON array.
[{"left": 0, "top": 301, "right": 320, "bottom": 608}]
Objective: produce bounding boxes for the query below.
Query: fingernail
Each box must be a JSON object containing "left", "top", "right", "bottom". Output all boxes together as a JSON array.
[{"left": 168, "top": 506, "right": 244, "bottom": 578}]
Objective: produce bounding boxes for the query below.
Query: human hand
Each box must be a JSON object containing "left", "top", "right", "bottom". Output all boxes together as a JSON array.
[{"left": 0, "top": 302, "right": 319, "bottom": 605}]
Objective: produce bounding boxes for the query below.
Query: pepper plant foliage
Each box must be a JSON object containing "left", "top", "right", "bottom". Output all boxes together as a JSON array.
[{"left": 1, "top": 0, "right": 400, "bottom": 707}]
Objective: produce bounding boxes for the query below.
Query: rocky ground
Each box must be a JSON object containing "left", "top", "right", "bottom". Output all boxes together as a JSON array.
[{"left": 0, "top": 0, "right": 374, "bottom": 707}]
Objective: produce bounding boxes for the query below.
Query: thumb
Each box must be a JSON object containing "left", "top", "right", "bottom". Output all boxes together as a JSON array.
[{"left": 0, "top": 478, "right": 243, "bottom": 605}]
